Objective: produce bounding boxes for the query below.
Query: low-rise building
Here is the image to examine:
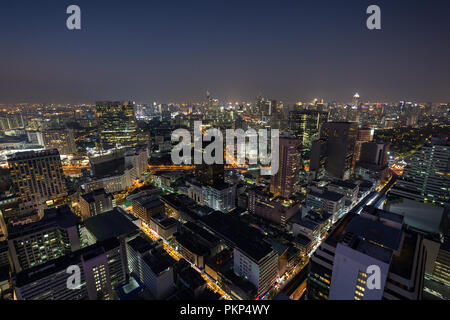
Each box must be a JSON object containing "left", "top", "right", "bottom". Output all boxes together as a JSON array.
[
  {"left": 327, "top": 179, "right": 359, "bottom": 207},
  {"left": 306, "top": 186, "right": 345, "bottom": 223},
  {"left": 132, "top": 194, "right": 165, "bottom": 225}
]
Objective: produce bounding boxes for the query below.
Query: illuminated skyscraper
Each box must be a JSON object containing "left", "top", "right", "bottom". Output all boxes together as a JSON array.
[
  {"left": 289, "top": 109, "right": 329, "bottom": 150},
  {"left": 96, "top": 101, "right": 138, "bottom": 150},
  {"left": 270, "top": 137, "right": 301, "bottom": 198},
  {"left": 353, "top": 93, "right": 361, "bottom": 107}
]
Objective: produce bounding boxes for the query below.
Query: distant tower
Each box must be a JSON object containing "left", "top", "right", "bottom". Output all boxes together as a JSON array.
[{"left": 353, "top": 93, "right": 361, "bottom": 107}]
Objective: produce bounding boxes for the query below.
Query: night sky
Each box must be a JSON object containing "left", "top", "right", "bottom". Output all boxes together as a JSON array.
[{"left": 0, "top": 0, "right": 449, "bottom": 104}]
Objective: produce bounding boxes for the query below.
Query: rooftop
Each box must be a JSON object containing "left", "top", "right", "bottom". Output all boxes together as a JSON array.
[
  {"left": 183, "top": 221, "right": 220, "bottom": 245},
  {"left": 127, "top": 235, "right": 156, "bottom": 255},
  {"left": 199, "top": 211, "right": 273, "bottom": 262},
  {"left": 175, "top": 232, "right": 210, "bottom": 256},
  {"left": 84, "top": 208, "right": 139, "bottom": 241},
  {"left": 329, "top": 179, "right": 358, "bottom": 190},
  {"left": 8, "top": 205, "right": 80, "bottom": 239},
  {"left": 134, "top": 194, "right": 164, "bottom": 209},
  {"left": 343, "top": 215, "right": 403, "bottom": 252},
  {"left": 178, "top": 267, "right": 206, "bottom": 289},
  {"left": 308, "top": 187, "right": 345, "bottom": 202},
  {"left": 142, "top": 249, "right": 175, "bottom": 276},
  {"left": 81, "top": 188, "right": 108, "bottom": 203}
]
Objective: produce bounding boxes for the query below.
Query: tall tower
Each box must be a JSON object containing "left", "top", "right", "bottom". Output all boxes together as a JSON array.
[
  {"left": 353, "top": 93, "right": 361, "bottom": 107},
  {"left": 96, "top": 101, "right": 138, "bottom": 150},
  {"left": 317, "top": 122, "right": 358, "bottom": 180},
  {"left": 354, "top": 127, "right": 374, "bottom": 162},
  {"left": 270, "top": 137, "right": 301, "bottom": 198}
]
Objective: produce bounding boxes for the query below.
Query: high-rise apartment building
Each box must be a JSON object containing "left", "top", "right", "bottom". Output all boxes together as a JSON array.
[
  {"left": 96, "top": 101, "right": 138, "bottom": 150},
  {"left": 8, "top": 205, "right": 82, "bottom": 273},
  {"left": 389, "top": 136, "right": 449, "bottom": 206},
  {"left": 7, "top": 149, "right": 66, "bottom": 215},
  {"left": 270, "top": 137, "right": 301, "bottom": 198}
]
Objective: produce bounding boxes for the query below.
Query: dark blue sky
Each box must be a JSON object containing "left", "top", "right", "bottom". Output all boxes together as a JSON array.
[{"left": 0, "top": 0, "right": 449, "bottom": 104}]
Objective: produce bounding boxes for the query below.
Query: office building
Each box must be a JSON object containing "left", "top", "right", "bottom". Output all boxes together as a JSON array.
[
  {"left": 96, "top": 101, "right": 138, "bottom": 149},
  {"left": 201, "top": 182, "right": 236, "bottom": 213},
  {"left": 89, "top": 149, "right": 126, "bottom": 179},
  {"left": 358, "top": 142, "right": 389, "bottom": 167},
  {"left": 234, "top": 242, "right": 278, "bottom": 297},
  {"left": 132, "top": 194, "right": 165, "bottom": 226},
  {"left": 354, "top": 127, "right": 374, "bottom": 162},
  {"left": 248, "top": 186, "right": 299, "bottom": 225},
  {"left": 327, "top": 180, "right": 359, "bottom": 208},
  {"left": 310, "top": 122, "right": 358, "bottom": 180},
  {"left": 270, "top": 137, "right": 301, "bottom": 198},
  {"left": 125, "top": 147, "right": 149, "bottom": 179},
  {"left": 149, "top": 214, "right": 177, "bottom": 240},
  {"left": 289, "top": 109, "right": 328, "bottom": 150}
]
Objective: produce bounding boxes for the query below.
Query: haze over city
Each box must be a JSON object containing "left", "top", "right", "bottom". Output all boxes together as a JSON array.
[{"left": 1, "top": 0, "right": 450, "bottom": 104}]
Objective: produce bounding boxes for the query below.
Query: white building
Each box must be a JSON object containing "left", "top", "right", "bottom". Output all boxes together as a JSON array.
[
  {"left": 233, "top": 242, "right": 278, "bottom": 297},
  {"left": 126, "top": 236, "right": 174, "bottom": 299},
  {"left": 202, "top": 183, "right": 236, "bottom": 213},
  {"left": 309, "top": 206, "right": 427, "bottom": 300},
  {"left": 306, "top": 186, "right": 345, "bottom": 223},
  {"left": 188, "top": 181, "right": 236, "bottom": 213}
]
